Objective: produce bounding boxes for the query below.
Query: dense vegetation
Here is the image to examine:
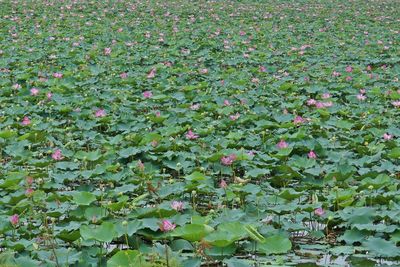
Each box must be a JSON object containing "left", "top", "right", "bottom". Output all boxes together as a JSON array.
[{"left": 1, "top": 0, "right": 400, "bottom": 266}]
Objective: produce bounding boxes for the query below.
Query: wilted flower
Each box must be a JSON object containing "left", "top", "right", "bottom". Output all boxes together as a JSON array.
[
  {"left": 199, "top": 68, "right": 208, "bottom": 74},
  {"left": 186, "top": 130, "right": 199, "bottom": 140},
  {"left": 160, "top": 220, "right": 176, "bottom": 232},
  {"left": 143, "top": 91, "right": 153, "bottom": 98},
  {"left": 220, "top": 179, "right": 228, "bottom": 188},
  {"left": 25, "top": 188, "right": 34, "bottom": 197},
  {"left": 10, "top": 214, "right": 19, "bottom": 226},
  {"left": 137, "top": 160, "right": 145, "bottom": 171},
  {"left": 147, "top": 68, "right": 156, "bottom": 78},
  {"left": 308, "top": 150, "right": 317, "bottom": 159},
  {"left": 151, "top": 140, "right": 158, "bottom": 147},
  {"left": 171, "top": 201, "right": 184, "bottom": 211},
  {"left": 314, "top": 207, "right": 325, "bottom": 216},
  {"left": 30, "top": 88, "right": 39, "bottom": 96},
  {"left": 259, "top": 66, "right": 266, "bottom": 72},
  {"left": 26, "top": 176, "right": 33, "bottom": 185},
  {"left": 52, "top": 149, "right": 64, "bottom": 161},
  {"left": 276, "top": 140, "right": 288, "bottom": 149},
  {"left": 21, "top": 116, "right": 31, "bottom": 126}
]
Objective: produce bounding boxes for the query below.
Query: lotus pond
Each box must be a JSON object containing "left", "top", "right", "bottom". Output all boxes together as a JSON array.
[{"left": 1, "top": 0, "right": 400, "bottom": 266}]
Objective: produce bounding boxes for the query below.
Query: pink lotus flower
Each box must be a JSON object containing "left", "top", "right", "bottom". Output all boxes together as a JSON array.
[
  {"left": 246, "top": 150, "right": 255, "bottom": 156},
  {"left": 359, "top": 89, "right": 366, "bottom": 94},
  {"left": 53, "top": 72, "right": 63, "bottom": 78},
  {"left": 345, "top": 66, "right": 353, "bottom": 73},
  {"left": 392, "top": 100, "right": 400, "bottom": 107},
  {"left": 307, "top": 99, "right": 316, "bottom": 106},
  {"left": 160, "top": 220, "right": 176, "bottom": 232},
  {"left": 171, "top": 201, "right": 184, "bottom": 211},
  {"left": 10, "top": 214, "right": 19, "bottom": 226},
  {"left": 367, "top": 65, "right": 372, "bottom": 71},
  {"left": 143, "top": 91, "right": 153, "bottom": 98},
  {"left": 332, "top": 71, "right": 341, "bottom": 77},
  {"left": 186, "top": 130, "right": 199, "bottom": 140},
  {"left": 199, "top": 68, "right": 208, "bottom": 74},
  {"left": 163, "top": 61, "right": 172, "bottom": 67},
  {"left": 95, "top": 109, "right": 106, "bottom": 118},
  {"left": 223, "top": 100, "right": 231, "bottom": 106},
  {"left": 147, "top": 68, "right": 156, "bottom": 79},
  {"left": 357, "top": 94, "right": 366, "bottom": 101},
  {"left": 322, "top": 93, "right": 331, "bottom": 99},
  {"left": 314, "top": 207, "right": 325, "bottom": 216},
  {"left": 293, "top": 116, "right": 305, "bottom": 125},
  {"left": 229, "top": 113, "right": 240, "bottom": 121},
  {"left": 276, "top": 140, "right": 288, "bottom": 149},
  {"left": 25, "top": 188, "right": 34, "bottom": 197},
  {"left": 104, "top": 47, "right": 111, "bottom": 55},
  {"left": 308, "top": 150, "right": 317, "bottom": 159},
  {"left": 30, "top": 88, "right": 39, "bottom": 96},
  {"left": 259, "top": 66, "right": 266, "bottom": 72},
  {"left": 383, "top": 133, "right": 393, "bottom": 140},
  {"left": 120, "top": 72, "right": 128, "bottom": 79},
  {"left": 13, "top": 83, "right": 21, "bottom": 90},
  {"left": 151, "top": 140, "right": 158, "bottom": 147},
  {"left": 47, "top": 92, "right": 53, "bottom": 100},
  {"left": 190, "top": 103, "right": 200, "bottom": 110},
  {"left": 221, "top": 154, "right": 236, "bottom": 166},
  {"left": 52, "top": 149, "right": 64, "bottom": 161},
  {"left": 345, "top": 76, "right": 352, "bottom": 81},
  {"left": 220, "top": 179, "right": 228, "bottom": 188},
  {"left": 155, "top": 111, "right": 161, "bottom": 117},
  {"left": 21, "top": 116, "right": 31, "bottom": 126},
  {"left": 315, "top": 102, "right": 325, "bottom": 108},
  {"left": 239, "top": 31, "right": 246, "bottom": 36}
]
